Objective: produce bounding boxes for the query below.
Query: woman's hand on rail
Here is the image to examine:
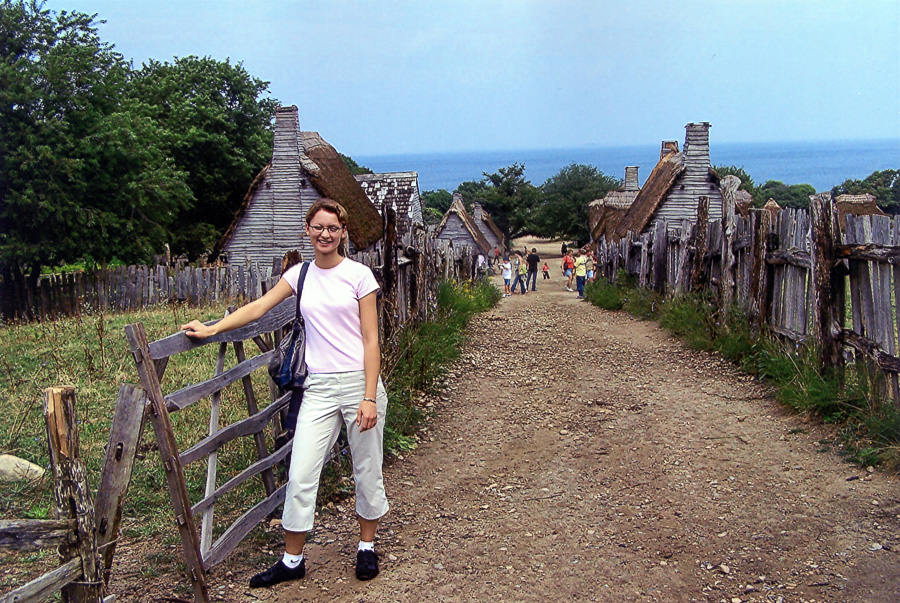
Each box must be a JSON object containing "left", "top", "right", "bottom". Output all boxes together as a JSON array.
[{"left": 181, "top": 320, "right": 216, "bottom": 339}]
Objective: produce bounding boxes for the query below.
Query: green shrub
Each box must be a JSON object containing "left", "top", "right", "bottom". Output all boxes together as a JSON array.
[{"left": 584, "top": 279, "right": 625, "bottom": 310}]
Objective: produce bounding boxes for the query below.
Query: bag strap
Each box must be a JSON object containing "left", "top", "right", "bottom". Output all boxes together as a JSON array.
[{"left": 293, "top": 261, "right": 311, "bottom": 329}]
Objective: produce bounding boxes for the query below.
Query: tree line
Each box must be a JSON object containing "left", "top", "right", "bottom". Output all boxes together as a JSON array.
[
  {"left": 1, "top": 0, "right": 278, "bottom": 291},
  {"left": 420, "top": 163, "right": 899, "bottom": 246}
]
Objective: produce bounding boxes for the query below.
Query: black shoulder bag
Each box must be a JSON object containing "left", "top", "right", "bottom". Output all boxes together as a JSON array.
[{"left": 267, "top": 261, "right": 310, "bottom": 431}]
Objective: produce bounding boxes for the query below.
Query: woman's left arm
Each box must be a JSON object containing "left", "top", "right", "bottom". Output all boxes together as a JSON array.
[{"left": 356, "top": 291, "right": 381, "bottom": 432}]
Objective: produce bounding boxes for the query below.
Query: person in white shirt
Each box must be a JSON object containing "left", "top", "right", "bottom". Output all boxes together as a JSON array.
[
  {"left": 500, "top": 256, "right": 512, "bottom": 297},
  {"left": 182, "top": 199, "right": 387, "bottom": 587}
]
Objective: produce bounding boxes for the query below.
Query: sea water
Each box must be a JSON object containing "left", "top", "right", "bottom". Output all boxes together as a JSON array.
[{"left": 356, "top": 139, "right": 899, "bottom": 194}]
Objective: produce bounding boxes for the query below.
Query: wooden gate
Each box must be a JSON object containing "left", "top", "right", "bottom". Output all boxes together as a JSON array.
[{"left": 124, "top": 297, "right": 298, "bottom": 602}]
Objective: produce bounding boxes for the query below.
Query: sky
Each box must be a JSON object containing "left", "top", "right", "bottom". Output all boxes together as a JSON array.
[{"left": 42, "top": 0, "right": 900, "bottom": 157}]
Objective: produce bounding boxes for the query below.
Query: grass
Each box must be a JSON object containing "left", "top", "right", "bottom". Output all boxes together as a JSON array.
[
  {"left": 585, "top": 275, "right": 900, "bottom": 469},
  {"left": 0, "top": 278, "right": 501, "bottom": 537}
]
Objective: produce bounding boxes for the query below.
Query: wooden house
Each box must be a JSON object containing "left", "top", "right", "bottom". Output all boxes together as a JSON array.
[
  {"left": 589, "top": 166, "right": 640, "bottom": 238},
  {"left": 216, "top": 105, "right": 383, "bottom": 266},
  {"left": 434, "top": 193, "right": 492, "bottom": 255},
  {"left": 834, "top": 193, "right": 885, "bottom": 219},
  {"left": 472, "top": 202, "right": 506, "bottom": 254},
  {"left": 592, "top": 122, "right": 725, "bottom": 243},
  {"left": 355, "top": 171, "right": 425, "bottom": 239}
]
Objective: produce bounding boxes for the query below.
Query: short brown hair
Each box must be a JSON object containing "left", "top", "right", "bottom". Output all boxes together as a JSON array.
[{"left": 306, "top": 198, "right": 349, "bottom": 227}]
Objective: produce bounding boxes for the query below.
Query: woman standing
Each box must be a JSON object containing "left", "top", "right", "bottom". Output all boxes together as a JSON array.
[{"left": 181, "top": 199, "right": 388, "bottom": 587}]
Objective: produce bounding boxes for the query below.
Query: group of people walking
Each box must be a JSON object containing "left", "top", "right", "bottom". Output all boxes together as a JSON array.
[
  {"left": 500, "top": 242, "right": 597, "bottom": 299},
  {"left": 500, "top": 247, "right": 546, "bottom": 296}
]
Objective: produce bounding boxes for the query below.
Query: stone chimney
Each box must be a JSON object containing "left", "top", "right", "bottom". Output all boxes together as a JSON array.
[
  {"left": 683, "top": 122, "right": 711, "bottom": 178},
  {"left": 272, "top": 105, "right": 300, "bottom": 168},
  {"left": 472, "top": 201, "right": 484, "bottom": 221},
  {"left": 624, "top": 166, "right": 639, "bottom": 192},
  {"left": 660, "top": 140, "right": 679, "bottom": 160}
]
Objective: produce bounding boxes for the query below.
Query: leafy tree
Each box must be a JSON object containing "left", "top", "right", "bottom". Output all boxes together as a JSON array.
[
  {"left": 420, "top": 189, "right": 452, "bottom": 226},
  {"left": 340, "top": 153, "right": 373, "bottom": 175},
  {"left": 456, "top": 163, "right": 538, "bottom": 240},
  {"left": 127, "top": 56, "right": 278, "bottom": 260},
  {"left": 714, "top": 165, "right": 756, "bottom": 196},
  {"left": 0, "top": 1, "right": 190, "bottom": 302},
  {"left": 534, "top": 163, "right": 619, "bottom": 243},
  {"left": 753, "top": 180, "right": 817, "bottom": 209},
  {"left": 832, "top": 169, "right": 900, "bottom": 214}
]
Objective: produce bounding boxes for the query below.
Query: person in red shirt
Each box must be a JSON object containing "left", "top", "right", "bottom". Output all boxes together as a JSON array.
[{"left": 561, "top": 250, "right": 575, "bottom": 291}]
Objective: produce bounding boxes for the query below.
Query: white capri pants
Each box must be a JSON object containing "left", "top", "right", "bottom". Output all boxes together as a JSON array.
[{"left": 282, "top": 370, "right": 389, "bottom": 533}]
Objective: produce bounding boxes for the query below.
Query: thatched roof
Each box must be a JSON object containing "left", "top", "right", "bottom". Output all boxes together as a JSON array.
[
  {"left": 604, "top": 151, "right": 686, "bottom": 241},
  {"left": 590, "top": 204, "right": 630, "bottom": 242},
  {"left": 834, "top": 193, "right": 884, "bottom": 223},
  {"left": 300, "top": 131, "right": 383, "bottom": 249},
  {"left": 473, "top": 203, "right": 505, "bottom": 249},
  {"left": 436, "top": 197, "right": 493, "bottom": 255},
  {"left": 763, "top": 199, "right": 782, "bottom": 214}
]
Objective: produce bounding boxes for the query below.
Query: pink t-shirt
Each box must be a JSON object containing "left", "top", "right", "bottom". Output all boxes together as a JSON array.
[{"left": 283, "top": 258, "right": 380, "bottom": 373}]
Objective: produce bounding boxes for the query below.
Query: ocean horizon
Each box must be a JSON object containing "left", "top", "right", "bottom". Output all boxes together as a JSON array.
[{"left": 356, "top": 139, "right": 899, "bottom": 195}]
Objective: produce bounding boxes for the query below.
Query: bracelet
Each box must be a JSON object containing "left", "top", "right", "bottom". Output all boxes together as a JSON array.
[{"left": 362, "top": 397, "right": 376, "bottom": 403}]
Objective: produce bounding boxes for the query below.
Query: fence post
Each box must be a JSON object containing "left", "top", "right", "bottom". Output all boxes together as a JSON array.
[
  {"left": 809, "top": 194, "right": 843, "bottom": 371},
  {"left": 721, "top": 175, "right": 740, "bottom": 306},
  {"left": 691, "top": 196, "right": 709, "bottom": 293},
  {"left": 382, "top": 202, "right": 398, "bottom": 344},
  {"left": 749, "top": 209, "right": 773, "bottom": 334},
  {"left": 44, "top": 386, "right": 104, "bottom": 602},
  {"left": 651, "top": 221, "right": 668, "bottom": 293}
]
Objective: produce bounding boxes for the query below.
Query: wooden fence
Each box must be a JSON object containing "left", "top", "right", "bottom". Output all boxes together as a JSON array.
[
  {"left": 595, "top": 194, "right": 900, "bottom": 400},
  {"left": 0, "top": 386, "right": 144, "bottom": 603},
  {"left": 1, "top": 220, "right": 480, "bottom": 324},
  {"left": 0, "top": 260, "right": 283, "bottom": 322}
]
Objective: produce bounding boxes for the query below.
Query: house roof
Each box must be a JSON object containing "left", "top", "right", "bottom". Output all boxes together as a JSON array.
[
  {"left": 355, "top": 171, "right": 424, "bottom": 228},
  {"left": 590, "top": 204, "right": 630, "bottom": 242},
  {"left": 300, "top": 131, "right": 384, "bottom": 249},
  {"left": 595, "top": 150, "right": 686, "bottom": 242},
  {"left": 834, "top": 193, "right": 884, "bottom": 220},
  {"left": 735, "top": 190, "right": 753, "bottom": 217},
  {"left": 762, "top": 199, "right": 782, "bottom": 214},
  {"left": 215, "top": 108, "right": 383, "bottom": 258},
  {"left": 436, "top": 198, "right": 493, "bottom": 255},
  {"left": 214, "top": 165, "right": 269, "bottom": 258},
  {"left": 474, "top": 204, "right": 506, "bottom": 249}
]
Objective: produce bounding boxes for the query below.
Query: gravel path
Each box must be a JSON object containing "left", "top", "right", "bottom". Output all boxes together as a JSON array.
[{"left": 254, "top": 262, "right": 900, "bottom": 602}]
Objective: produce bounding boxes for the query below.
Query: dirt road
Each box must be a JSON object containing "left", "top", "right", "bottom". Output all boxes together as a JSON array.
[{"left": 239, "top": 242, "right": 900, "bottom": 602}]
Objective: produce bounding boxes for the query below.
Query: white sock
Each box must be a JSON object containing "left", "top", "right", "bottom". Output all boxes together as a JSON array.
[
  {"left": 282, "top": 552, "right": 303, "bottom": 568},
  {"left": 358, "top": 540, "right": 375, "bottom": 552}
]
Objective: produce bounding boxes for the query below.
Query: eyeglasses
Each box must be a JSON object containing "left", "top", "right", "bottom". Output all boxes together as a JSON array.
[{"left": 309, "top": 224, "right": 344, "bottom": 234}]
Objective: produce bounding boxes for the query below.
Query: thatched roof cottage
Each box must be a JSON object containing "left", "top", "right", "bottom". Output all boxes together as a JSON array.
[
  {"left": 435, "top": 193, "right": 492, "bottom": 255},
  {"left": 592, "top": 122, "right": 725, "bottom": 243},
  {"left": 588, "top": 166, "right": 640, "bottom": 238},
  {"left": 355, "top": 171, "right": 425, "bottom": 239},
  {"left": 216, "top": 105, "right": 383, "bottom": 266},
  {"left": 472, "top": 202, "right": 506, "bottom": 253}
]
